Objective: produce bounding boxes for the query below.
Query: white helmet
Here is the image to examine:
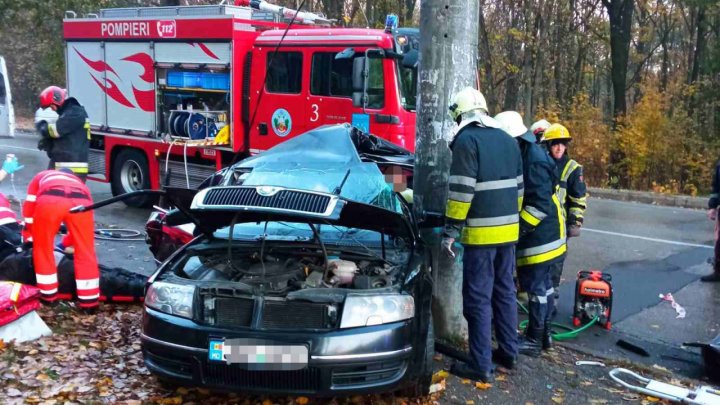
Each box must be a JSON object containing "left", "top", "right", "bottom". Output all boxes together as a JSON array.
[
  {"left": 494, "top": 111, "right": 527, "bottom": 137},
  {"left": 530, "top": 119, "right": 551, "bottom": 137},
  {"left": 449, "top": 87, "right": 488, "bottom": 121}
]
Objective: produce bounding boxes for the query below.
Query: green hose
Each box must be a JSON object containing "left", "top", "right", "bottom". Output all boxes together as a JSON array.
[{"left": 517, "top": 300, "right": 599, "bottom": 340}]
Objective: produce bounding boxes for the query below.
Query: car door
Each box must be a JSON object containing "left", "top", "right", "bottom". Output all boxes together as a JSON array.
[{"left": 0, "top": 57, "right": 15, "bottom": 138}]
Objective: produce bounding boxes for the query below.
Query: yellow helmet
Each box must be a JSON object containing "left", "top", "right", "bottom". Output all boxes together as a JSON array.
[
  {"left": 449, "top": 87, "right": 488, "bottom": 121},
  {"left": 542, "top": 123, "right": 572, "bottom": 142}
]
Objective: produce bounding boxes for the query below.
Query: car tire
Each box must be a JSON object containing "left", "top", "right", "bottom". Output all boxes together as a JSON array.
[
  {"left": 398, "top": 315, "right": 434, "bottom": 398},
  {"left": 111, "top": 148, "right": 155, "bottom": 208}
]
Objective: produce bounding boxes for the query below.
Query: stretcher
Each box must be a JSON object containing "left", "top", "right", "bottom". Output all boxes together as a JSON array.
[{"left": 609, "top": 368, "right": 720, "bottom": 404}]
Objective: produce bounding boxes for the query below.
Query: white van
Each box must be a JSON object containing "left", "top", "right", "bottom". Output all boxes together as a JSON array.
[{"left": 0, "top": 57, "right": 15, "bottom": 137}]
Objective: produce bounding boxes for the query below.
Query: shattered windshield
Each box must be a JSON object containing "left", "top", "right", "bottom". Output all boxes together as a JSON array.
[{"left": 228, "top": 125, "right": 401, "bottom": 213}]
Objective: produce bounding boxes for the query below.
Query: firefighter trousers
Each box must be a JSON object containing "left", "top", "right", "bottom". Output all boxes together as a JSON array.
[
  {"left": 462, "top": 245, "right": 519, "bottom": 373},
  {"left": 518, "top": 263, "right": 555, "bottom": 331},
  {"left": 32, "top": 188, "right": 99, "bottom": 308}
]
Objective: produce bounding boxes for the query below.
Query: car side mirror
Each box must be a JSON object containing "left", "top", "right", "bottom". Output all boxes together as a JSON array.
[
  {"left": 352, "top": 56, "right": 368, "bottom": 109},
  {"left": 402, "top": 50, "right": 419, "bottom": 69}
]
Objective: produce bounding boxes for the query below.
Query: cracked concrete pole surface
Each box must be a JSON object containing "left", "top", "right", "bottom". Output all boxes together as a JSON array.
[{"left": 413, "top": 0, "right": 479, "bottom": 342}]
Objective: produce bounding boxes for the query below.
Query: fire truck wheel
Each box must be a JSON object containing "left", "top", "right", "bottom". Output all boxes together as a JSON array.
[{"left": 111, "top": 149, "right": 155, "bottom": 208}]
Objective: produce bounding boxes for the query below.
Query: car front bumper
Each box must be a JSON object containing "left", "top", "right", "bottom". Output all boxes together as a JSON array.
[{"left": 141, "top": 307, "right": 419, "bottom": 396}]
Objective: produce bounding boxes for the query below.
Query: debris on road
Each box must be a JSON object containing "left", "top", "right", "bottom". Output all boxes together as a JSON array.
[
  {"left": 576, "top": 361, "right": 606, "bottom": 367},
  {"left": 658, "top": 293, "right": 686, "bottom": 319}
]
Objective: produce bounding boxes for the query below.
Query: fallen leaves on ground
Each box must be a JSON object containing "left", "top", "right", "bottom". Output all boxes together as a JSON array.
[
  {"left": 474, "top": 382, "right": 492, "bottom": 390},
  {"left": 1, "top": 303, "right": 451, "bottom": 404}
]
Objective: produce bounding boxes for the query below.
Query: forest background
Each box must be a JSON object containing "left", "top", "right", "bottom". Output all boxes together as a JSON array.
[{"left": 0, "top": 0, "right": 717, "bottom": 194}]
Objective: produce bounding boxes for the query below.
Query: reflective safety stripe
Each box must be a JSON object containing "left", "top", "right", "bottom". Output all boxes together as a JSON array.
[
  {"left": 41, "top": 288, "right": 58, "bottom": 295},
  {"left": 524, "top": 206, "right": 547, "bottom": 221},
  {"left": 467, "top": 214, "right": 518, "bottom": 227},
  {"left": 76, "top": 279, "right": 100, "bottom": 290},
  {"left": 448, "top": 191, "right": 474, "bottom": 203},
  {"left": 36, "top": 273, "right": 58, "bottom": 284},
  {"left": 529, "top": 294, "right": 548, "bottom": 304},
  {"left": 518, "top": 238, "right": 566, "bottom": 257},
  {"left": 78, "top": 293, "right": 100, "bottom": 300},
  {"left": 26, "top": 194, "right": 37, "bottom": 202},
  {"left": 9, "top": 283, "right": 21, "bottom": 302},
  {"left": 0, "top": 217, "right": 17, "bottom": 226},
  {"left": 517, "top": 174, "right": 524, "bottom": 184},
  {"left": 546, "top": 287, "right": 555, "bottom": 296},
  {"left": 449, "top": 175, "right": 476, "bottom": 188},
  {"left": 561, "top": 160, "right": 580, "bottom": 182},
  {"left": 520, "top": 209, "right": 541, "bottom": 226},
  {"left": 85, "top": 119, "right": 91, "bottom": 140},
  {"left": 461, "top": 223, "right": 519, "bottom": 246},
  {"left": 568, "top": 195, "right": 587, "bottom": 205},
  {"left": 518, "top": 196, "right": 524, "bottom": 212},
  {"left": 554, "top": 194, "right": 566, "bottom": 239},
  {"left": 475, "top": 178, "right": 517, "bottom": 191},
  {"left": 48, "top": 123, "right": 59, "bottom": 138},
  {"left": 0, "top": 207, "right": 14, "bottom": 214},
  {"left": 55, "top": 162, "right": 89, "bottom": 174},
  {"left": 24, "top": 217, "right": 33, "bottom": 224},
  {"left": 39, "top": 173, "right": 84, "bottom": 187},
  {"left": 517, "top": 241, "right": 567, "bottom": 267},
  {"left": 446, "top": 200, "right": 471, "bottom": 220}
]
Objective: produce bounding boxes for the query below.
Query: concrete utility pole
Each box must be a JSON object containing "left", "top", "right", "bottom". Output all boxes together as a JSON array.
[{"left": 413, "top": 0, "right": 479, "bottom": 342}]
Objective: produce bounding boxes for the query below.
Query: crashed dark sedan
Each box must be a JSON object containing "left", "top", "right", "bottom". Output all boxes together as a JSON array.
[{"left": 140, "top": 124, "right": 434, "bottom": 396}]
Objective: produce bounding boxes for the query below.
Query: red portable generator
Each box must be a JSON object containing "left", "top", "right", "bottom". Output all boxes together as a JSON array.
[{"left": 573, "top": 270, "right": 613, "bottom": 330}]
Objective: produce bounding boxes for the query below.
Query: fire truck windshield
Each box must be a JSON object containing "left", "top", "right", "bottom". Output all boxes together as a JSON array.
[
  {"left": 398, "top": 64, "right": 417, "bottom": 112},
  {"left": 394, "top": 28, "right": 419, "bottom": 112}
]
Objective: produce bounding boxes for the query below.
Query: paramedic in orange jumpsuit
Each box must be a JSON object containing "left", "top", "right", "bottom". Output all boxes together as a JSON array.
[{"left": 22, "top": 169, "right": 99, "bottom": 309}]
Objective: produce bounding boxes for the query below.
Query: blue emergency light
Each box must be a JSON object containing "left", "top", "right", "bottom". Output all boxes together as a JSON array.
[{"left": 385, "top": 14, "right": 398, "bottom": 32}]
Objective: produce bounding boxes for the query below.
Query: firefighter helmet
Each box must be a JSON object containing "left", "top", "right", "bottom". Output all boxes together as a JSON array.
[
  {"left": 542, "top": 123, "right": 572, "bottom": 142},
  {"left": 494, "top": 111, "right": 527, "bottom": 137},
  {"left": 449, "top": 87, "right": 488, "bottom": 121},
  {"left": 530, "top": 119, "right": 551, "bottom": 137},
  {"left": 39, "top": 86, "right": 67, "bottom": 109}
]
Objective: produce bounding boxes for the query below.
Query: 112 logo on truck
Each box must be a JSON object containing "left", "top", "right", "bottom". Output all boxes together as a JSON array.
[{"left": 156, "top": 21, "right": 176, "bottom": 38}]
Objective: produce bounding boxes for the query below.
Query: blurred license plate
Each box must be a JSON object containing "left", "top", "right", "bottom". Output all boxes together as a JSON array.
[{"left": 208, "top": 339, "right": 308, "bottom": 370}]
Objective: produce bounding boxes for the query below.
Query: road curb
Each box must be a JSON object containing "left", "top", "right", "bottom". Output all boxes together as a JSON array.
[{"left": 589, "top": 187, "right": 708, "bottom": 210}]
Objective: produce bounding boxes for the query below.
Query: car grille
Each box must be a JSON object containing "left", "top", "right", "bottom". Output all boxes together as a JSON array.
[
  {"left": 261, "top": 301, "right": 333, "bottom": 330},
  {"left": 331, "top": 360, "right": 407, "bottom": 388},
  {"left": 214, "top": 297, "right": 254, "bottom": 328},
  {"left": 202, "top": 187, "right": 331, "bottom": 214},
  {"left": 203, "top": 364, "right": 320, "bottom": 391}
]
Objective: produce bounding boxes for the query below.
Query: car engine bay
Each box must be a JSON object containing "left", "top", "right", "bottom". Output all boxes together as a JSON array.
[{"left": 175, "top": 245, "right": 404, "bottom": 294}]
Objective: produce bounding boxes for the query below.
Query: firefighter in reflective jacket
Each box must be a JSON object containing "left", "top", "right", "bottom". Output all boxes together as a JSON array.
[
  {"left": 495, "top": 111, "right": 566, "bottom": 357},
  {"left": 443, "top": 88, "right": 523, "bottom": 382},
  {"left": 38, "top": 86, "right": 91, "bottom": 181},
  {"left": 22, "top": 170, "right": 99, "bottom": 310},
  {"left": 542, "top": 124, "right": 588, "bottom": 312}
]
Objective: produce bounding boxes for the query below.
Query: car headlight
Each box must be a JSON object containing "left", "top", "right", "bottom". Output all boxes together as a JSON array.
[
  {"left": 145, "top": 281, "right": 195, "bottom": 319},
  {"left": 340, "top": 294, "right": 415, "bottom": 329}
]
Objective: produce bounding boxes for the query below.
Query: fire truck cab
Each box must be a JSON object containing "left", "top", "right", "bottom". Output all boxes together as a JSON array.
[{"left": 62, "top": 3, "right": 418, "bottom": 206}]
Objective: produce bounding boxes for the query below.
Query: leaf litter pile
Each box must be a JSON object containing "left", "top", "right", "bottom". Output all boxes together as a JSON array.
[
  {"left": 0, "top": 302, "right": 694, "bottom": 404},
  {"left": 0, "top": 303, "right": 447, "bottom": 405}
]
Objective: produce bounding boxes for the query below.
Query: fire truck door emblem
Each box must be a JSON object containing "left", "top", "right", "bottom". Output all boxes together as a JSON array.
[{"left": 271, "top": 108, "right": 292, "bottom": 137}]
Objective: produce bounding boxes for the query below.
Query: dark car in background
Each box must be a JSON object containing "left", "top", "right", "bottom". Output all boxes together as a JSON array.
[{"left": 140, "top": 124, "right": 434, "bottom": 396}]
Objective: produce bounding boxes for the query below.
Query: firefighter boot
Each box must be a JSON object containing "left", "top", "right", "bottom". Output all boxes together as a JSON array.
[
  {"left": 542, "top": 321, "right": 553, "bottom": 350},
  {"left": 701, "top": 270, "right": 720, "bottom": 282},
  {"left": 518, "top": 327, "right": 543, "bottom": 357}
]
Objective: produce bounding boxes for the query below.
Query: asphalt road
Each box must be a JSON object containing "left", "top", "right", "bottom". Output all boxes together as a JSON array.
[{"left": 1, "top": 130, "right": 717, "bottom": 379}]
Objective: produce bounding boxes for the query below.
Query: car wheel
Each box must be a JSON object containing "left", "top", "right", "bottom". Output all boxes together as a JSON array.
[
  {"left": 111, "top": 148, "right": 155, "bottom": 208},
  {"left": 398, "top": 315, "right": 434, "bottom": 398}
]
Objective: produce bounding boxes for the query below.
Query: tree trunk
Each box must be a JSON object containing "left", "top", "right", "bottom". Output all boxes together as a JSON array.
[
  {"left": 603, "top": 0, "right": 634, "bottom": 122},
  {"left": 478, "top": 2, "right": 497, "bottom": 112},
  {"left": 414, "top": 0, "right": 479, "bottom": 343},
  {"left": 503, "top": 9, "right": 521, "bottom": 111}
]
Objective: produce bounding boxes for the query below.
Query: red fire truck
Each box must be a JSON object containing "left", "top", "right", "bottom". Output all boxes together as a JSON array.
[{"left": 60, "top": 2, "right": 419, "bottom": 206}]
